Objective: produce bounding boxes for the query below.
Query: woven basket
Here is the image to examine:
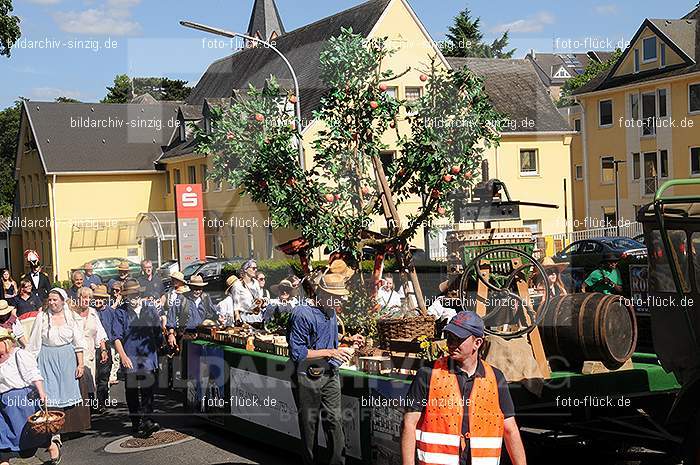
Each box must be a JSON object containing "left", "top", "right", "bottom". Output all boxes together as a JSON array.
[
  {"left": 377, "top": 316, "right": 436, "bottom": 349},
  {"left": 28, "top": 406, "right": 65, "bottom": 435}
]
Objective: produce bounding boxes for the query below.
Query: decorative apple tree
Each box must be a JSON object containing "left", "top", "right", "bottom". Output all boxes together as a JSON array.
[{"left": 195, "top": 28, "right": 501, "bottom": 337}]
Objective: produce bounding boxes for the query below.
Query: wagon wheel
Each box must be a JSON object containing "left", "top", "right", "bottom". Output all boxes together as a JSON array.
[{"left": 458, "top": 246, "right": 551, "bottom": 339}]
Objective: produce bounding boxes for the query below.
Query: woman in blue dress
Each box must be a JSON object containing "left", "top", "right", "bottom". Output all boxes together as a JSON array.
[{"left": 0, "top": 328, "right": 58, "bottom": 465}]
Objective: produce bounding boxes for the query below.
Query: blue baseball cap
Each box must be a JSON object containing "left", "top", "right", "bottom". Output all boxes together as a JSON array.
[{"left": 443, "top": 311, "right": 485, "bottom": 339}]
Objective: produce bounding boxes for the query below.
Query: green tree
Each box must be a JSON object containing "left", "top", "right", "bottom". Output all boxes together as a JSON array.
[
  {"left": 101, "top": 74, "right": 132, "bottom": 103},
  {"left": 134, "top": 77, "right": 191, "bottom": 101},
  {"left": 0, "top": 100, "right": 21, "bottom": 216},
  {"left": 55, "top": 96, "right": 81, "bottom": 103},
  {"left": 557, "top": 49, "right": 622, "bottom": 107},
  {"left": 196, "top": 29, "right": 500, "bottom": 330},
  {"left": 0, "top": 0, "right": 20, "bottom": 58},
  {"left": 442, "top": 7, "right": 515, "bottom": 58}
]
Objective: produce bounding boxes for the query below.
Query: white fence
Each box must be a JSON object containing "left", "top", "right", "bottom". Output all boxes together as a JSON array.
[{"left": 550, "top": 222, "right": 643, "bottom": 247}]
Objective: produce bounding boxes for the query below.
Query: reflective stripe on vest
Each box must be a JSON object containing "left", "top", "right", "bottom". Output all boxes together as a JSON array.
[{"left": 415, "top": 357, "right": 504, "bottom": 465}]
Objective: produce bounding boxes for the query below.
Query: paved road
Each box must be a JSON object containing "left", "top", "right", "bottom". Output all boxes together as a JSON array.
[{"left": 25, "top": 383, "right": 297, "bottom": 465}]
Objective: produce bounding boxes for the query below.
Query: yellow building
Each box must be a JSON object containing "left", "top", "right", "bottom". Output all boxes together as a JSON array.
[
  {"left": 13, "top": 101, "right": 178, "bottom": 280},
  {"left": 571, "top": 5, "right": 700, "bottom": 228}
]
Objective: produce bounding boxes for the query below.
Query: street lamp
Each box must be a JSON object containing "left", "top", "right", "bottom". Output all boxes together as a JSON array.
[{"left": 180, "top": 20, "right": 305, "bottom": 169}]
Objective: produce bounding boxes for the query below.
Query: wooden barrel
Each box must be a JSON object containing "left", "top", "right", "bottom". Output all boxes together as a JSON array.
[{"left": 538, "top": 293, "right": 637, "bottom": 370}]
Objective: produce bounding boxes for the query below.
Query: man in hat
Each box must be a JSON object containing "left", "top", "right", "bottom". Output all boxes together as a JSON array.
[
  {"left": 401, "top": 311, "right": 526, "bottom": 465},
  {"left": 287, "top": 259, "right": 364, "bottom": 465},
  {"left": 0, "top": 299, "right": 27, "bottom": 347},
  {"left": 82, "top": 262, "right": 102, "bottom": 290},
  {"left": 21, "top": 250, "right": 50, "bottom": 301},
  {"left": 263, "top": 279, "right": 298, "bottom": 322},
  {"left": 107, "top": 261, "right": 132, "bottom": 292},
  {"left": 93, "top": 285, "right": 116, "bottom": 405},
  {"left": 112, "top": 278, "right": 162, "bottom": 438},
  {"left": 138, "top": 260, "right": 165, "bottom": 310},
  {"left": 165, "top": 275, "right": 216, "bottom": 341},
  {"left": 583, "top": 254, "right": 623, "bottom": 295}
]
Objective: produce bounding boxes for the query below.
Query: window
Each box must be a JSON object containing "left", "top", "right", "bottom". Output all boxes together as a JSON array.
[
  {"left": 599, "top": 100, "right": 613, "bottom": 126},
  {"left": 630, "top": 94, "right": 639, "bottom": 120},
  {"left": 405, "top": 87, "right": 422, "bottom": 102},
  {"left": 165, "top": 170, "right": 171, "bottom": 194},
  {"left": 691, "top": 147, "right": 700, "bottom": 176},
  {"left": 602, "top": 208, "right": 616, "bottom": 227},
  {"left": 642, "top": 92, "right": 656, "bottom": 136},
  {"left": 204, "top": 117, "right": 212, "bottom": 135},
  {"left": 644, "top": 152, "right": 658, "bottom": 194},
  {"left": 21, "top": 177, "right": 26, "bottom": 207},
  {"left": 553, "top": 67, "right": 570, "bottom": 78},
  {"left": 522, "top": 220, "right": 542, "bottom": 235},
  {"left": 384, "top": 86, "right": 398, "bottom": 99},
  {"left": 173, "top": 168, "right": 181, "bottom": 185},
  {"left": 574, "top": 119, "right": 581, "bottom": 132},
  {"left": 658, "top": 89, "right": 667, "bottom": 117},
  {"left": 519, "top": 149, "right": 539, "bottom": 176},
  {"left": 188, "top": 165, "right": 196, "bottom": 184},
  {"left": 34, "top": 174, "right": 41, "bottom": 204},
  {"left": 649, "top": 230, "right": 690, "bottom": 293},
  {"left": 634, "top": 49, "right": 640, "bottom": 73},
  {"left": 633, "top": 153, "right": 640, "bottom": 180},
  {"left": 643, "top": 36, "right": 657, "bottom": 62},
  {"left": 690, "top": 84, "right": 700, "bottom": 113},
  {"left": 660, "top": 43, "right": 666, "bottom": 67},
  {"left": 200, "top": 165, "right": 208, "bottom": 192},
  {"left": 601, "top": 156, "right": 615, "bottom": 184},
  {"left": 575, "top": 164, "right": 583, "bottom": 180},
  {"left": 230, "top": 226, "right": 237, "bottom": 257},
  {"left": 660, "top": 150, "right": 668, "bottom": 178},
  {"left": 246, "top": 226, "right": 254, "bottom": 258}
]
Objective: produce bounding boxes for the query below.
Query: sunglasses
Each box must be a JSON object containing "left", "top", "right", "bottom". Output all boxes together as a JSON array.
[{"left": 258, "top": 277, "right": 266, "bottom": 281}]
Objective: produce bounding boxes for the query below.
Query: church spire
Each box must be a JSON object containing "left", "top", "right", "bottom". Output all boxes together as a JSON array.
[{"left": 246, "top": 0, "right": 285, "bottom": 43}]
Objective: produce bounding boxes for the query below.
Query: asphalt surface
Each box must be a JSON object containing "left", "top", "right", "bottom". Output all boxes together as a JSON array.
[{"left": 21, "top": 382, "right": 297, "bottom": 465}]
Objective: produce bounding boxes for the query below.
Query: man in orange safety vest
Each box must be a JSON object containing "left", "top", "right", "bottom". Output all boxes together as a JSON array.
[{"left": 401, "top": 311, "right": 527, "bottom": 465}]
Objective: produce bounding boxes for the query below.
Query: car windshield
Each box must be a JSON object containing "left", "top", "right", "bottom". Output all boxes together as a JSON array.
[
  {"left": 182, "top": 262, "right": 204, "bottom": 278},
  {"left": 611, "top": 238, "right": 644, "bottom": 249}
]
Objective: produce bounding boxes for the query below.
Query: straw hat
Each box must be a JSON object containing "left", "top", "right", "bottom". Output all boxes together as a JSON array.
[
  {"left": 170, "top": 271, "right": 186, "bottom": 283},
  {"left": 271, "top": 279, "right": 297, "bottom": 297},
  {"left": 189, "top": 275, "right": 208, "bottom": 288},
  {"left": 314, "top": 259, "right": 353, "bottom": 296},
  {"left": 117, "top": 261, "right": 131, "bottom": 272},
  {"left": 0, "top": 300, "right": 15, "bottom": 316},
  {"left": 0, "top": 327, "right": 15, "bottom": 343},
  {"left": 121, "top": 278, "right": 144, "bottom": 296},
  {"left": 225, "top": 275, "right": 239, "bottom": 294},
  {"left": 539, "top": 256, "right": 568, "bottom": 272},
  {"left": 93, "top": 284, "right": 110, "bottom": 298}
]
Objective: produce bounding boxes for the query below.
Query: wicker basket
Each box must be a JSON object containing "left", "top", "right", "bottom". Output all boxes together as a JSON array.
[
  {"left": 28, "top": 406, "right": 65, "bottom": 435},
  {"left": 377, "top": 316, "right": 436, "bottom": 349}
]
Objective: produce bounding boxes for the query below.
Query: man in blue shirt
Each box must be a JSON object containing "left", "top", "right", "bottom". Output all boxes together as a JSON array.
[
  {"left": 165, "top": 275, "right": 216, "bottom": 340},
  {"left": 82, "top": 262, "right": 102, "bottom": 290},
  {"left": 113, "top": 278, "right": 163, "bottom": 438},
  {"left": 287, "top": 260, "right": 364, "bottom": 465}
]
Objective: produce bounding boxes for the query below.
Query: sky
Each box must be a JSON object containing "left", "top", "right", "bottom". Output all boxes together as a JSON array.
[{"left": 0, "top": 0, "right": 695, "bottom": 108}]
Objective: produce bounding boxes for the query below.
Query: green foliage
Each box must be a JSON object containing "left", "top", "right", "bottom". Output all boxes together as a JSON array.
[
  {"left": 55, "top": 97, "right": 81, "bottom": 103},
  {"left": 557, "top": 49, "right": 622, "bottom": 107},
  {"left": 101, "top": 74, "right": 132, "bottom": 103},
  {"left": 441, "top": 8, "right": 515, "bottom": 59},
  {"left": 0, "top": 0, "right": 20, "bottom": 58},
  {"left": 133, "top": 77, "right": 192, "bottom": 101},
  {"left": 0, "top": 100, "right": 21, "bottom": 216}
]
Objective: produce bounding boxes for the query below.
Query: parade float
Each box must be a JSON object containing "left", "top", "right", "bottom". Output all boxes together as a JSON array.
[{"left": 182, "top": 29, "right": 685, "bottom": 464}]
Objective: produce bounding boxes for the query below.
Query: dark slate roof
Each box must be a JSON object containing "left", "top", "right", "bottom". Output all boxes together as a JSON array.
[
  {"left": 186, "top": 0, "right": 392, "bottom": 123},
  {"left": 247, "top": 0, "right": 285, "bottom": 40},
  {"left": 447, "top": 57, "right": 571, "bottom": 133},
  {"left": 23, "top": 101, "right": 180, "bottom": 173},
  {"left": 573, "top": 16, "right": 700, "bottom": 96}
]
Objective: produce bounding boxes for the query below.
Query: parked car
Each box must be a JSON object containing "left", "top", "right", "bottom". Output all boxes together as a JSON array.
[
  {"left": 76, "top": 257, "right": 142, "bottom": 283},
  {"left": 163, "top": 257, "right": 245, "bottom": 302},
  {"left": 553, "top": 237, "right": 647, "bottom": 293}
]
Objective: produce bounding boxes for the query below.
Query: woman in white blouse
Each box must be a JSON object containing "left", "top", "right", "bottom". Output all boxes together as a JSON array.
[
  {"left": 233, "top": 260, "right": 266, "bottom": 326},
  {"left": 74, "top": 287, "right": 109, "bottom": 401},
  {"left": 0, "top": 328, "right": 59, "bottom": 464},
  {"left": 27, "top": 288, "right": 91, "bottom": 436}
]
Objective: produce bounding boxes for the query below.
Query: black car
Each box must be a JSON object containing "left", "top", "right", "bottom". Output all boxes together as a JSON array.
[
  {"left": 172, "top": 258, "right": 245, "bottom": 302},
  {"left": 553, "top": 237, "right": 647, "bottom": 293}
]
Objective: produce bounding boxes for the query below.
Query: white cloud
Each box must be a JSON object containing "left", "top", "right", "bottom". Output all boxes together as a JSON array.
[
  {"left": 53, "top": 7, "right": 141, "bottom": 35},
  {"left": 30, "top": 87, "right": 83, "bottom": 100},
  {"left": 24, "top": 0, "right": 62, "bottom": 5},
  {"left": 491, "top": 11, "right": 555, "bottom": 34},
  {"left": 594, "top": 4, "right": 618, "bottom": 15}
]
